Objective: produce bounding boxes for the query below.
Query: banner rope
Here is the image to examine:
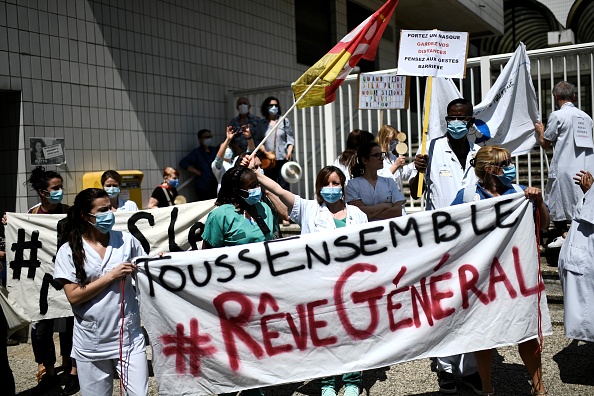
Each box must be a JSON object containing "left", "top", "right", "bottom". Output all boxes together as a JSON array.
[
  {"left": 119, "top": 278, "right": 128, "bottom": 395},
  {"left": 534, "top": 206, "right": 544, "bottom": 355}
]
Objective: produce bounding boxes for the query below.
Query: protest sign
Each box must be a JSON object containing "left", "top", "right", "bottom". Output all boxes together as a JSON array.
[
  {"left": 136, "top": 193, "right": 552, "bottom": 395},
  {"left": 423, "top": 43, "right": 540, "bottom": 156},
  {"left": 397, "top": 30, "right": 468, "bottom": 78},
  {"left": 358, "top": 72, "right": 409, "bottom": 109},
  {"left": 5, "top": 200, "right": 215, "bottom": 321},
  {"left": 30, "top": 137, "right": 66, "bottom": 166}
]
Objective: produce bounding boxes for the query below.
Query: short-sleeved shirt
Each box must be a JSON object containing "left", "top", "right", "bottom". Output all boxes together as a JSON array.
[
  {"left": 54, "top": 231, "right": 146, "bottom": 361},
  {"left": 345, "top": 176, "right": 405, "bottom": 212},
  {"left": 202, "top": 202, "right": 279, "bottom": 247},
  {"left": 150, "top": 186, "right": 178, "bottom": 207}
]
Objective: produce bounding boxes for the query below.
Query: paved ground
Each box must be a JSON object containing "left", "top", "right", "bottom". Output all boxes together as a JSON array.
[{"left": 7, "top": 320, "right": 594, "bottom": 395}]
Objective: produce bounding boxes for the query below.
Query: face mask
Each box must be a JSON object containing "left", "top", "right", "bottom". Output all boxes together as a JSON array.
[
  {"left": 238, "top": 104, "right": 249, "bottom": 115},
  {"left": 268, "top": 106, "right": 279, "bottom": 116},
  {"left": 203, "top": 138, "right": 212, "bottom": 146},
  {"left": 104, "top": 186, "right": 120, "bottom": 199},
  {"left": 46, "top": 189, "right": 63, "bottom": 204},
  {"left": 224, "top": 148, "right": 234, "bottom": 160},
  {"left": 242, "top": 187, "right": 262, "bottom": 205},
  {"left": 257, "top": 168, "right": 265, "bottom": 175},
  {"left": 389, "top": 140, "right": 397, "bottom": 152},
  {"left": 447, "top": 120, "right": 469, "bottom": 139},
  {"left": 320, "top": 186, "right": 342, "bottom": 203},
  {"left": 88, "top": 211, "right": 115, "bottom": 234},
  {"left": 168, "top": 178, "right": 179, "bottom": 188},
  {"left": 496, "top": 164, "right": 516, "bottom": 187}
]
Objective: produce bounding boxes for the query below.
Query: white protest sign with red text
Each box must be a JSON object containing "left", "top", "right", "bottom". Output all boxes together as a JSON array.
[
  {"left": 136, "top": 193, "right": 552, "bottom": 395},
  {"left": 397, "top": 30, "right": 469, "bottom": 78}
]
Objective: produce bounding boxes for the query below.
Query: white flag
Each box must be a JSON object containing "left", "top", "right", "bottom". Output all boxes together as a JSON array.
[{"left": 424, "top": 43, "right": 540, "bottom": 156}]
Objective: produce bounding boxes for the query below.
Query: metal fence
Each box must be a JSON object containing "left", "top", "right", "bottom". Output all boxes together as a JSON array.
[{"left": 230, "top": 42, "right": 594, "bottom": 210}]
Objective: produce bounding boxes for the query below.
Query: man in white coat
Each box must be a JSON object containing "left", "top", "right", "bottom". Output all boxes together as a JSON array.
[{"left": 535, "top": 81, "right": 594, "bottom": 249}]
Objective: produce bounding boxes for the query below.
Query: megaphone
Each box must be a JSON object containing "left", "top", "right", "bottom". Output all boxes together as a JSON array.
[{"left": 280, "top": 161, "right": 302, "bottom": 183}]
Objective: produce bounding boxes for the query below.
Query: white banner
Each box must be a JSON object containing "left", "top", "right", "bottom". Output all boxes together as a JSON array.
[
  {"left": 136, "top": 194, "right": 552, "bottom": 395},
  {"left": 5, "top": 200, "right": 215, "bottom": 321},
  {"left": 397, "top": 30, "right": 469, "bottom": 78},
  {"left": 424, "top": 43, "right": 540, "bottom": 156}
]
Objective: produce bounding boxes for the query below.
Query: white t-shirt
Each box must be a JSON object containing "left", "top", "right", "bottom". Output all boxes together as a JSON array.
[
  {"left": 290, "top": 194, "right": 367, "bottom": 234},
  {"left": 54, "top": 230, "right": 146, "bottom": 361}
]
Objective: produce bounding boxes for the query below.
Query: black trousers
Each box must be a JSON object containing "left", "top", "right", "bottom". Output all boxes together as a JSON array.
[{"left": 31, "top": 316, "right": 74, "bottom": 366}]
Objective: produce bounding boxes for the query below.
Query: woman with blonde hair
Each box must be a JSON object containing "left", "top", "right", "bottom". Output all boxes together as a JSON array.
[
  {"left": 451, "top": 145, "right": 549, "bottom": 396},
  {"left": 376, "top": 125, "right": 413, "bottom": 193}
]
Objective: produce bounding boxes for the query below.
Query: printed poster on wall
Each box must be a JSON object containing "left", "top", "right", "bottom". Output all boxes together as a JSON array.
[
  {"left": 30, "top": 137, "right": 66, "bottom": 166},
  {"left": 397, "top": 30, "right": 469, "bottom": 78},
  {"left": 358, "top": 72, "right": 409, "bottom": 109}
]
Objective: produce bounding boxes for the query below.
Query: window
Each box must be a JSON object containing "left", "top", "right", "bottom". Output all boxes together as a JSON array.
[{"left": 295, "top": 0, "right": 333, "bottom": 66}]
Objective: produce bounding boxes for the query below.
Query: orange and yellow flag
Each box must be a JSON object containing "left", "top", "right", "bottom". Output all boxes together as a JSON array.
[{"left": 292, "top": 0, "right": 399, "bottom": 109}]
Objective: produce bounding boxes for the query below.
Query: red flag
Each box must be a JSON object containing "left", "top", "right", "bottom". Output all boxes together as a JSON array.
[{"left": 292, "top": 0, "right": 399, "bottom": 109}]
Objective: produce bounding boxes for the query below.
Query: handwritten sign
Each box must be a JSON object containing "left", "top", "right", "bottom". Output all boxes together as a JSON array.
[
  {"left": 5, "top": 200, "right": 215, "bottom": 321},
  {"left": 136, "top": 193, "right": 552, "bottom": 395},
  {"left": 397, "top": 30, "right": 469, "bottom": 78},
  {"left": 358, "top": 73, "right": 409, "bottom": 109},
  {"left": 573, "top": 115, "right": 594, "bottom": 148}
]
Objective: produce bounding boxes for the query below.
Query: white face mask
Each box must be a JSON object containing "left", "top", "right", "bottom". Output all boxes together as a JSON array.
[{"left": 238, "top": 104, "right": 249, "bottom": 115}]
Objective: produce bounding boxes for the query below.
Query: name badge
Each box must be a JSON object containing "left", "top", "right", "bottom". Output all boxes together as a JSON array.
[
  {"left": 439, "top": 169, "right": 453, "bottom": 177},
  {"left": 573, "top": 116, "right": 594, "bottom": 149}
]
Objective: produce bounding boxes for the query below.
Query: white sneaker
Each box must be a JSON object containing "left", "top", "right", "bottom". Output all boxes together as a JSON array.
[
  {"left": 548, "top": 236, "right": 566, "bottom": 249},
  {"left": 343, "top": 385, "right": 360, "bottom": 396}
]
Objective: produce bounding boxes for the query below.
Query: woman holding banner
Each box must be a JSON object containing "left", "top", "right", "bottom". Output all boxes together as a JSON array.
[
  {"left": 101, "top": 170, "right": 138, "bottom": 212},
  {"left": 245, "top": 160, "right": 367, "bottom": 396},
  {"left": 345, "top": 142, "right": 405, "bottom": 221},
  {"left": 451, "top": 146, "right": 549, "bottom": 396},
  {"left": 54, "top": 188, "right": 148, "bottom": 396},
  {"left": 202, "top": 166, "right": 278, "bottom": 396}
]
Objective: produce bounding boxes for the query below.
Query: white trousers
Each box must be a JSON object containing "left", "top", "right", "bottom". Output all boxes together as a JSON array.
[
  {"left": 76, "top": 350, "right": 148, "bottom": 396},
  {"left": 436, "top": 353, "right": 477, "bottom": 375}
]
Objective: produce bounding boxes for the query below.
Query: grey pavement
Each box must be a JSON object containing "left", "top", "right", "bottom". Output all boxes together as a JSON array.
[{"left": 7, "top": 322, "right": 594, "bottom": 395}]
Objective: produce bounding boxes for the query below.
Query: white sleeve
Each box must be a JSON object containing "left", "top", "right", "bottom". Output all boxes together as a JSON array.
[
  {"left": 53, "top": 244, "right": 78, "bottom": 284},
  {"left": 289, "top": 194, "right": 307, "bottom": 226}
]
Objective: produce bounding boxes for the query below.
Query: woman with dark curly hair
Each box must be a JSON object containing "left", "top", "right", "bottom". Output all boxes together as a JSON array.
[{"left": 54, "top": 188, "right": 148, "bottom": 395}]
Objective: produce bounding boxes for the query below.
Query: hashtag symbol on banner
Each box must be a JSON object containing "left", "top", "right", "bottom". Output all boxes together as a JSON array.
[
  {"left": 160, "top": 318, "right": 216, "bottom": 376},
  {"left": 10, "top": 229, "right": 42, "bottom": 280}
]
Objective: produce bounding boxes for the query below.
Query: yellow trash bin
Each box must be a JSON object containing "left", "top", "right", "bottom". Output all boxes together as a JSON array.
[{"left": 82, "top": 170, "right": 144, "bottom": 209}]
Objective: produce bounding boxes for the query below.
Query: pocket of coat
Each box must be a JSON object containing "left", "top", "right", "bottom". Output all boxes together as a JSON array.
[
  {"left": 76, "top": 319, "right": 98, "bottom": 350},
  {"left": 562, "top": 244, "right": 589, "bottom": 275}
]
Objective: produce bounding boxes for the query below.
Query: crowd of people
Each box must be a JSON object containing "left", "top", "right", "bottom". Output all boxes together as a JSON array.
[{"left": 1, "top": 82, "right": 592, "bottom": 396}]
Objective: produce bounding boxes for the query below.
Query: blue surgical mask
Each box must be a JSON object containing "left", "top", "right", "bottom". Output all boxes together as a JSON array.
[
  {"left": 104, "top": 186, "right": 120, "bottom": 199},
  {"left": 88, "top": 211, "right": 115, "bottom": 234},
  {"left": 320, "top": 186, "right": 342, "bottom": 203},
  {"left": 268, "top": 106, "right": 279, "bottom": 116},
  {"left": 496, "top": 165, "right": 516, "bottom": 187},
  {"left": 46, "top": 189, "right": 63, "bottom": 204},
  {"left": 168, "top": 178, "right": 179, "bottom": 188},
  {"left": 257, "top": 168, "right": 265, "bottom": 175},
  {"left": 241, "top": 187, "right": 262, "bottom": 205},
  {"left": 389, "top": 140, "right": 397, "bottom": 152},
  {"left": 447, "top": 120, "right": 469, "bottom": 139}
]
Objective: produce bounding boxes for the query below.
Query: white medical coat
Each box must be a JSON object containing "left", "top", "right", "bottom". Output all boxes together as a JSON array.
[
  {"left": 290, "top": 195, "right": 367, "bottom": 234},
  {"left": 54, "top": 230, "right": 146, "bottom": 361},
  {"left": 544, "top": 102, "right": 594, "bottom": 221}
]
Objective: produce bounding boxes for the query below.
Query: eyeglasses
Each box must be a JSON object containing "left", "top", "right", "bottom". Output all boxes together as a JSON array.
[
  {"left": 445, "top": 116, "right": 471, "bottom": 122},
  {"left": 490, "top": 159, "right": 512, "bottom": 168},
  {"left": 370, "top": 152, "right": 387, "bottom": 160}
]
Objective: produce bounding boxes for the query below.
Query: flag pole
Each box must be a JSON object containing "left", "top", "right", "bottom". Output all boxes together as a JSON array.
[
  {"left": 249, "top": 75, "right": 322, "bottom": 159},
  {"left": 417, "top": 76, "right": 433, "bottom": 198}
]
